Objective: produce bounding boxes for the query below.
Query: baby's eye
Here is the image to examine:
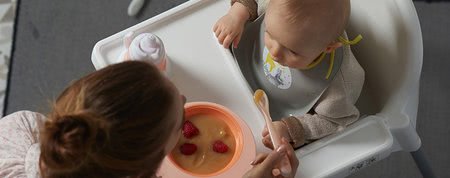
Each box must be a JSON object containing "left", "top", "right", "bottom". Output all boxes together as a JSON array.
[{"left": 288, "top": 49, "right": 297, "bottom": 55}]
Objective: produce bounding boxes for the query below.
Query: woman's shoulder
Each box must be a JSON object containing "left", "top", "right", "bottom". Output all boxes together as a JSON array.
[
  {"left": 1, "top": 110, "right": 46, "bottom": 121},
  {"left": 0, "top": 110, "right": 46, "bottom": 148},
  {"left": 0, "top": 111, "right": 46, "bottom": 178},
  {"left": 0, "top": 110, "right": 46, "bottom": 135}
]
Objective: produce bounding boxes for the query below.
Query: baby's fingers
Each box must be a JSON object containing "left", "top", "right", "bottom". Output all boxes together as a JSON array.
[
  {"left": 251, "top": 153, "right": 269, "bottom": 165},
  {"left": 262, "top": 125, "right": 269, "bottom": 137},
  {"left": 214, "top": 26, "right": 222, "bottom": 39},
  {"left": 213, "top": 22, "right": 219, "bottom": 33},
  {"left": 262, "top": 135, "right": 274, "bottom": 150},
  {"left": 283, "top": 138, "right": 299, "bottom": 168},
  {"left": 233, "top": 33, "right": 242, "bottom": 48},
  {"left": 217, "top": 31, "right": 228, "bottom": 45},
  {"left": 223, "top": 35, "right": 235, "bottom": 48}
]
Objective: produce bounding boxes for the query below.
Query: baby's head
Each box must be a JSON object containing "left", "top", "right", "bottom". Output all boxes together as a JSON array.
[{"left": 264, "top": 0, "right": 350, "bottom": 69}]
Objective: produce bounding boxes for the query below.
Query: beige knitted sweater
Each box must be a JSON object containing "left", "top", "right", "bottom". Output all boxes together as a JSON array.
[{"left": 232, "top": 0, "right": 365, "bottom": 148}]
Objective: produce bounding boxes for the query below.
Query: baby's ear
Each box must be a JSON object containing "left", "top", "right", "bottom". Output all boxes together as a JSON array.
[{"left": 325, "top": 42, "right": 343, "bottom": 53}]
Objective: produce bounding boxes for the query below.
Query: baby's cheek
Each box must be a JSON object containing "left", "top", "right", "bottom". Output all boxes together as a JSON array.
[
  {"left": 264, "top": 33, "right": 278, "bottom": 50},
  {"left": 264, "top": 35, "right": 271, "bottom": 49}
]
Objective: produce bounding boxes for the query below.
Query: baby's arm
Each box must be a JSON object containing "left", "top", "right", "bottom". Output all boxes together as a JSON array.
[
  {"left": 213, "top": 1, "right": 257, "bottom": 48},
  {"left": 283, "top": 115, "right": 346, "bottom": 148},
  {"left": 262, "top": 114, "right": 345, "bottom": 149},
  {"left": 263, "top": 68, "right": 362, "bottom": 149},
  {"left": 231, "top": 0, "right": 258, "bottom": 21}
]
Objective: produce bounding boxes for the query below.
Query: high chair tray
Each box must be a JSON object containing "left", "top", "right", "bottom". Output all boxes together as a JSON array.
[{"left": 92, "top": 0, "right": 394, "bottom": 177}]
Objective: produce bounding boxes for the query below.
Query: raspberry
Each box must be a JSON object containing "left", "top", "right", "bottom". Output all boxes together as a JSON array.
[
  {"left": 212, "top": 140, "right": 229, "bottom": 153},
  {"left": 179, "top": 143, "right": 197, "bottom": 155},
  {"left": 182, "top": 120, "right": 199, "bottom": 139}
]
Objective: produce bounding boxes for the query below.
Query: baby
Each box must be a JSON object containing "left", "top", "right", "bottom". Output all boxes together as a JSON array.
[{"left": 214, "top": 0, "right": 365, "bottom": 148}]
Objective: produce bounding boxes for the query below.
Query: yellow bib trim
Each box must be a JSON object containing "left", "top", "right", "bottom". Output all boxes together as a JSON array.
[{"left": 306, "top": 34, "right": 363, "bottom": 79}]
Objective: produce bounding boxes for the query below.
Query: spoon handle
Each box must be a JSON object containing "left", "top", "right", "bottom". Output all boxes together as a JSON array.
[
  {"left": 257, "top": 107, "right": 292, "bottom": 176},
  {"left": 254, "top": 90, "right": 291, "bottom": 176},
  {"left": 261, "top": 110, "right": 281, "bottom": 147}
]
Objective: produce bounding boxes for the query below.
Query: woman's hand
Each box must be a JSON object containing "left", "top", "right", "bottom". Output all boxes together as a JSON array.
[
  {"left": 213, "top": 2, "right": 250, "bottom": 48},
  {"left": 243, "top": 138, "right": 299, "bottom": 178}
]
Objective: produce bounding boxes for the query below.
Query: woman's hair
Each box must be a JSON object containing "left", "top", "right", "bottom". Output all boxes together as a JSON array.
[{"left": 40, "top": 61, "right": 176, "bottom": 178}]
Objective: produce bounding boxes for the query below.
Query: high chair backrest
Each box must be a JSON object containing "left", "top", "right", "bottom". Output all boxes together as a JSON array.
[{"left": 347, "top": 0, "right": 423, "bottom": 129}]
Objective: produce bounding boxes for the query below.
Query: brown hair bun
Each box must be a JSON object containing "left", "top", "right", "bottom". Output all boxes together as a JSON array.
[
  {"left": 39, "top": 61, "right": 174, "bottom": 177},
  {"left": 41, "top": 112, "right": 107, "bottom": 172}
]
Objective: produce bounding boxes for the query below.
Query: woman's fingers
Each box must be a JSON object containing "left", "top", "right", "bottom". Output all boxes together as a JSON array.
[
  {"left": 259, "top": 145, "right": 287, "bottom": 168},
  {"left": 272, "top": 168, "right": 281, "bottom": 177},
  {"left": 281, "top": 137, "right": 299, "bottom": 177},
  {"left": 282, "top": 138, "right": 299, "bottom": 171},
  {"left": 251, "top": 153, "right": 269, "bottom": 165}
]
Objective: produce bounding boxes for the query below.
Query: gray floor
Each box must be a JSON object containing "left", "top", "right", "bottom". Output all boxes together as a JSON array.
[{"left": 4, "top": 0, "right": 450, "bottom": 177}]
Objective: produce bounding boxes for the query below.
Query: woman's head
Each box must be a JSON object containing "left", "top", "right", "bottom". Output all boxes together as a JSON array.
[
  {"left": 40, "top": 61, "right": 185, "bottom": 177},
  {"left": 264, "top": 0, "right": 350, "bottom": 69}
]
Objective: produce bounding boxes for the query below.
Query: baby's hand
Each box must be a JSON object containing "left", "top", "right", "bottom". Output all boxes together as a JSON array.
[
  {"left": 213, "top": 14, "right": 245, "bottom": 48},
  {"left": 213, "top": 3, "right": 250, "bottom": 48},
  {"left": 262, "top": 121, "right": 292, "bottom": 150}
]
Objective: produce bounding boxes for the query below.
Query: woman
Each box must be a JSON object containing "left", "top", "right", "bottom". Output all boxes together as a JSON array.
[{"left": 0, "top": 61, "right": 298, "bottom": 178}]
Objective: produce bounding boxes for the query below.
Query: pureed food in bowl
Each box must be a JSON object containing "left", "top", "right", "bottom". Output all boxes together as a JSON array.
[{"left": 170, "top": 102, "right": 243, "bottom": 176}]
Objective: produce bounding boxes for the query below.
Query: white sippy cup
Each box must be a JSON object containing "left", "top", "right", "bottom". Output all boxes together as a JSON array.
[{"left": 122, "top": 32, "right": 170, "bottom": 74}]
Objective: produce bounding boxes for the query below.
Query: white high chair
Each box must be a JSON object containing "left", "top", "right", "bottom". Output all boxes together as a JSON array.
[
  {"left": 323, "top": 0, "right": 436, "bottom": 177},
  {"left": 91, "top": 0, "right": 435, "bottom": 177}
]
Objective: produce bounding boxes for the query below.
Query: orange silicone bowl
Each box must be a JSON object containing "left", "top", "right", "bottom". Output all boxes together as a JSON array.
[{"left": 169, "top": 102, "right": 244, "bottom": 177}]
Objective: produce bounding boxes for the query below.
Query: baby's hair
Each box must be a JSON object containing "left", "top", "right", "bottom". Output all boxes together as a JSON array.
[
  {"left": 40, "top": 61, "right": 175, "bottom": 178},
  {"left": 280, "top": 0, "right": 351, "bottom": 42},
  {"left": 280, "top": 0, "right": 311, "bottom": 24}
]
